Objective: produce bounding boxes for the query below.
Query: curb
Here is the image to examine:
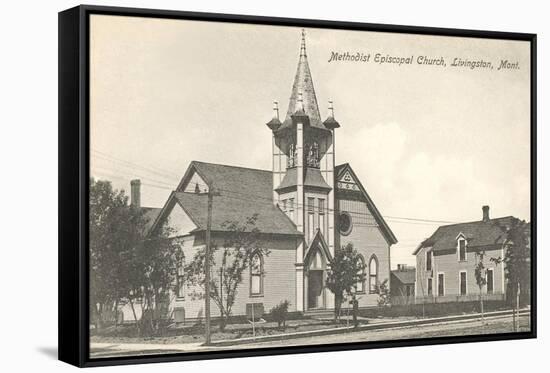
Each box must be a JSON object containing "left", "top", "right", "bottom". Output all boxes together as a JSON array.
[{"left": 207, "top": 308, "right": 530, "bottom": 347}]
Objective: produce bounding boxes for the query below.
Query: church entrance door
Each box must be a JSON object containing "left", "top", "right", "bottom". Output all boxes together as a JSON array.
[{"left": 308, "top": 270, "right": 324, "bottom": 309}]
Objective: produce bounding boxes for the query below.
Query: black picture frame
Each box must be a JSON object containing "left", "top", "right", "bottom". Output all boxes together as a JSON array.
[{"left": 58, "top": 4, "right": 537, "bottom": 368}]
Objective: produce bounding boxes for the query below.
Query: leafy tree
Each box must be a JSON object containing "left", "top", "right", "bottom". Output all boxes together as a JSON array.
[
  {"left": 89, "top": 178, "right": 182, "bottom": 336},
  {"left": 502, "top": 219, "right": 530, "bottom": 329},
  {"left": 135, "top": 223, "right": 183, "bottom": 335},
  {"left": 474, "top": 251, "right": 501, "bottom": 323},
  {"left": 89, "top": 178, "right": 145, "bottom": 330},
  {"left": 184, "top": 214, "right": 265, "bottom": 331},
  {"left": 325, "top": 243, "right": 366, "bottom": 323},
  {"left": 474, "top": 252, "right": 488, "bottom": 323},
  {"left": 270, "top": 300, "right": 291, "bottom": 330}
]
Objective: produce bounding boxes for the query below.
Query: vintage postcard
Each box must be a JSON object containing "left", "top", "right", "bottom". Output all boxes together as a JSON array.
[{"left": 87, "top": 14, "right": 532, "bottom": 359}]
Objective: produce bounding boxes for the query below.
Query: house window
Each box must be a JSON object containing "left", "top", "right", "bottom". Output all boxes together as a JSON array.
[
  {"left": 460, "top": 271, "right": 467, "bottom": 295},
  {"left": 355, "top": 255, "right": 365, "bottom": 293},
  {"left": 369, "top": 255, "right": 379, "bottom": 294},
  {"left": 487, "top": 268, "right": 494, "bottom": 294},
  {"left": 288, "top": 198, "right": 295, "bottom": 221},
  {"left": 250, "top": 252, "right": 263, "bottom": 296},
  {"left": 458, "top": 239, "right": 466, "bottom": 261},
  {"left": 318, "top": 198, "right": 325, "bottom": 214},
  {"left": 426, "top": 250, "right": 433, "bottom": 271},
  {"left": 308, "top": 197, "right": 315, "bottom": 240},
  {"left": 427, "top": 278, "right": 433, "bottom": 296},
  {"left": 176, "top": 262, "right": 185, "bottom": 299},
  {"left": 308, "top": 197, "right": 315, "bottom": 213},
  {"left": 437, "top": 273, "right": 445, "bottom": 296},
  {"left": 318, "top": 199, "right": 325, "bottom": 235}
]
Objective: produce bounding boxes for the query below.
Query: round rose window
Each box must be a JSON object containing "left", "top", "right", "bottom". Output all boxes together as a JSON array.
[{"left": 339, "top": 212, "right": 353, "bottom": 235}]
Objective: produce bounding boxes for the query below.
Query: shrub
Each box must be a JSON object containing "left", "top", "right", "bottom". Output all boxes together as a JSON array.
[
  {"left": 270, "top": 300, "right": 290, "bottom": 330},
  {"left": 377, "top": 279, "right": 391, "bottom": 307}
]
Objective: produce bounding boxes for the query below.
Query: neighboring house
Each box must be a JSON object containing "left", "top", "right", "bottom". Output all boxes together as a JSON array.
[
  {"left": 413, "top": 205, "right": 524, "bottom": 303},
  {"left": 122, "top": 32, "right": 397, "bottom": 323},
  {"left": 390, "top": 264, "right": 416, "bottom": 304}
]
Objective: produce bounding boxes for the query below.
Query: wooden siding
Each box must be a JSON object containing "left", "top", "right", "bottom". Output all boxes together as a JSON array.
[
  {"left": 170, "top": 234, "right": 299, "bottom": 321},
  {"left": 416, "top": 245, "right": 505, "bottom": 300},
  {"left": 337, "top": 197, "right": 390, "bottom": 308}
]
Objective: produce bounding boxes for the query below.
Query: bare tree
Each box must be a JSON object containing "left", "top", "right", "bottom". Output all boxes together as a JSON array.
[{"left": 185, "top": 214, "right": 265, "bottom": 331}]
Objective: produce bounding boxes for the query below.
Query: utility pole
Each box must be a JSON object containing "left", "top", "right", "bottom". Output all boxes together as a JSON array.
[{"left": 204, "top": 185, "right": 218, "bottom": 345}]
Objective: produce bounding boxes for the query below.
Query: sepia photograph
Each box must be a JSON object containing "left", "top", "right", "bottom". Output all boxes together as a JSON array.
[{"left": 84, "top": 11, "right": 533, "bottom": 361}]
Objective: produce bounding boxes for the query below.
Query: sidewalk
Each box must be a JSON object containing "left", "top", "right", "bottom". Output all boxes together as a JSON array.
[{"left": 91, "top": 341, "right": 207, "bottom": 356}]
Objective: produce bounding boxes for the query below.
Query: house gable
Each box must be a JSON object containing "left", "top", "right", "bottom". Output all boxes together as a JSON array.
[
  {"left": 148, "top": 193, "right": 200, "bottom": 238},
  {"left": 413, "top": 216, "right": 517, "bottom": 255},
  {"left": 166, "top": 201, "right": 198, "bottom": 237}
]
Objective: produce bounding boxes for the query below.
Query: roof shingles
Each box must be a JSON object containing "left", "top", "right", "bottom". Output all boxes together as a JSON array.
[
  {"left": 174, "top": 162, "right": 300, "bottom": 236},
  {"left": 417, "top": 216, "right": 517, "bottom": 254},
  {"left": 391, "top": 269, "right": 416, "bottom": 285}
]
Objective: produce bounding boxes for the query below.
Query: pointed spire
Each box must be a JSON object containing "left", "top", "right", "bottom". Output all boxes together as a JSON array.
[
  {"left": 300, "top": 29, "right": 307, "bottom": 57},
  {"left": 283, "top": 29, "right": 323, "bottom": 129},
  {"left": 296, "top": 92, "right": 305, "bottom": 113},
  {"left": 273, "top": 100, "right": 280, "bottom": 119},
  {"left": 266, "top": 100, "right": 282, "bottom": 131},
  {"left": 323, "top": 100, "right": 340, "bottom": 129}
]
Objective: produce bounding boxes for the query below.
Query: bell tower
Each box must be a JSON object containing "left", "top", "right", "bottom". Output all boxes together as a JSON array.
[{"left": 266, "top": 30, "right": 340, "bottom": 311}]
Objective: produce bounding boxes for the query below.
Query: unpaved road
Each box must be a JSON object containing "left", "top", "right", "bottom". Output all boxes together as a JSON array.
[{"left": 90, "top": 313, "right": 531, "bottom": 358}]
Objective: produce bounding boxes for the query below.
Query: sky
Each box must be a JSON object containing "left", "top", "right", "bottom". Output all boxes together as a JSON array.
[{"left": 90, "top": 15, "right": 531, "bottom": 268}]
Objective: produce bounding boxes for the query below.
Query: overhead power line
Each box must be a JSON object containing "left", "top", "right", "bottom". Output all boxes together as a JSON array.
[{"left": 90, "top": 152, "right": 459, "bottom": 226}]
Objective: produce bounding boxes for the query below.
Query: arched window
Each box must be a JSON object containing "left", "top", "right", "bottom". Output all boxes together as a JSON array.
[
  {"left": 250, "top": 252, "right": 263, "bottom": 296},
  {"left": 369, "top": 255, "right": 379, "bottom": 294},
  {"left": 356, "top": 255, "right": 366, "bottom": 293}
]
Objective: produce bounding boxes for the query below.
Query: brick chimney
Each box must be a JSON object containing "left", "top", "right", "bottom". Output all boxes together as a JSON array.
[
  {"left": 130, "top": 179, "right": 141, "bottom": 208},
  {"left": 482, "top": 205, "right": 490, "bottom": 222}
]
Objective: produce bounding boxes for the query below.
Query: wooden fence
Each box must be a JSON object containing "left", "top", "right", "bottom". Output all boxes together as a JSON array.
[{"left": 391, "top": 293, "right": 505, "bottom": 306}]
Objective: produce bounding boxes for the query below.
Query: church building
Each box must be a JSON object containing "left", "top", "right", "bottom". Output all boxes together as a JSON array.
[{"left": 138, "top": 32, "right": 397, "bottom": 322}]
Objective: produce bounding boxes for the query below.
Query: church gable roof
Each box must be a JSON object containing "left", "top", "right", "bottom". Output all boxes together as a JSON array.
[
  {"left": 156, "top": 161, "right": 301, "bottom": 236},
  {"left": 335, "top": 163, "right": 398, "bottom": 245},
  {"left": 337, "top": 168, "right": 361, "bottom": 192}
]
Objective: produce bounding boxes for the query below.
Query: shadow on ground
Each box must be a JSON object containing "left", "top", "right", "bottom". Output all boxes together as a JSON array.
[{"left": 37, "top": 346, "right": 58, "bottom": 360}]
